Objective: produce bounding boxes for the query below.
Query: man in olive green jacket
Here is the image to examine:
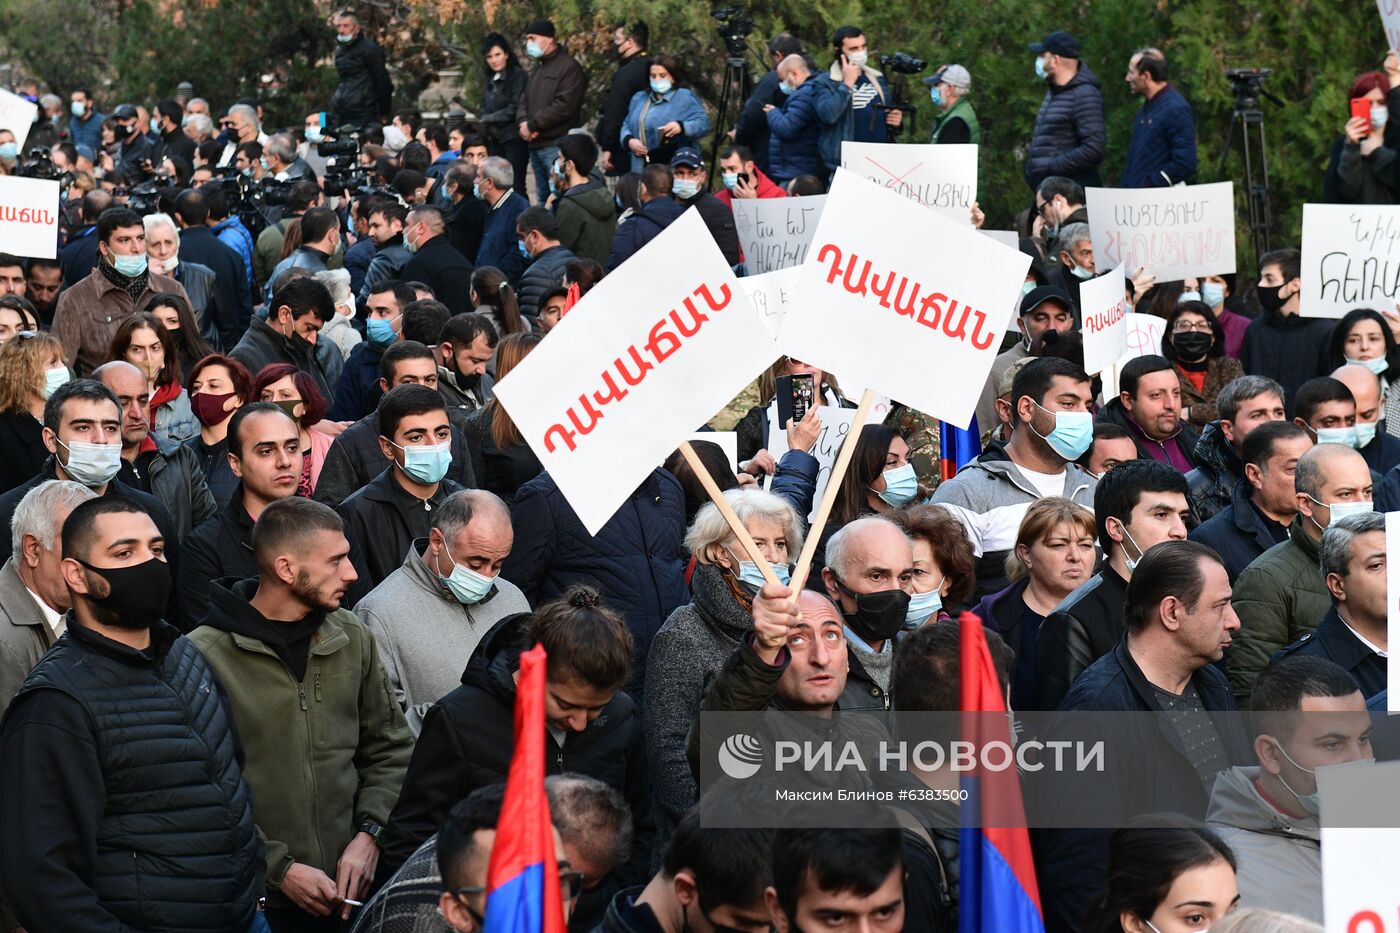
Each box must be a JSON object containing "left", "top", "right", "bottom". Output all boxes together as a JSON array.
[
  {"left": 189, "top": 497, "right": 412, "bottom": 927},
  {"left": 1228, "top": 444, "right": 1370, "bottom": 707}
]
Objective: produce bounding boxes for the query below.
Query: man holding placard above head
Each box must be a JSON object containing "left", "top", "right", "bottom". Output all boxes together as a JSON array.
[
  {"left": 1240, "top": 248, "right": 1333, "bottom": 412},
  {"left": 1024, "top": 31, "right": 1106, "bottom": 191},
  {"left": 935, "top": 357, "right": 1097, "bottom": 599},
  {"left": 923, "top": 64, "right": 978, "bottom": 145},
  {"left": 1098, "top": 355, "right": 1200, "bottom": 473},
  {"left": 973, "top": 286, "right": 1075, "bottom": 442}
]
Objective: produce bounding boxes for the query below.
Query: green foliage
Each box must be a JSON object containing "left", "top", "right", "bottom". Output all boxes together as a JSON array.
[{"left": 0, "top": 0, "right": 114, "bottom": 95}]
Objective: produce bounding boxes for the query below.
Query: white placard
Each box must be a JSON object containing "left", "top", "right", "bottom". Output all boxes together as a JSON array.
[
  {"left": 682, "top": 431, "right": 739, "bottom": 472},
  {"left": 765, "top": 403, "right": 858, "bottom": 522},
  {"left": 1380, "top": 0, "right": 1400, "bottom": 50},
  {"left": 1320, "top": 760, "right": 1400, "bottom": 932},
  {"left": 1080, "top": 267, "right": 1129, "bottom": 375},
  {"left": 980, "top": 229, "right": 1020, "bottom": 250},
  {"left": 783, "top": 168, "right": 1030, "bottom": 430},
  {"left": 1101, "top": 313, "right": 1168, "bottom": 400},
  {"left": 731, "top": 195, "right": 825, "bottom": 274},
  {"left": 493, "top": 209, "right": 778, "bottom": 533},
  {"left": 1388, "top": 511, "right": 1400, "bottom": 710},
  {"left": 738, "top": 267, "right": 800, "bottom": 341},
  {"left": 1301, "top": 204, "right": 1400, "bottom": 318},
  {"left": 0, "top": 89, "right": 36, "bottom": 153},
  {"left": 0, "top": 176, "right": 60, "bottom": 259},
  {"left": 1086, "top": 182, "right": 1236, "bottom": 282},
  {"left": 840, "top": 142, "right": 978, "bottom": 224}
]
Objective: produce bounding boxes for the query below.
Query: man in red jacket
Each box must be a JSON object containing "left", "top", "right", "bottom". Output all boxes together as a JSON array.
[{"left": 715, "top": 144, "right": 788, "bottom": 208}]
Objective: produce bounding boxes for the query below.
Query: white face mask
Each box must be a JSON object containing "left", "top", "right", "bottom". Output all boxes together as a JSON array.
[{"left": 847, "top": 50, "right": 868, "bottom": 67}]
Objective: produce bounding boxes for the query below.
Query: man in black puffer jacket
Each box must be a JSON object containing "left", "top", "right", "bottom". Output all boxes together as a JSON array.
[
  {"left": 331, "top": 11, "right": 392, "bottom": 127},
  {"left": 1023, "top": 31, "right": 1106, "bottom": 191},
  {"left": 0, "top": 497, "right": 263, "bottom": 933},
  {"left": 378, "top": 596, "right": 653, "bottom": 886}
]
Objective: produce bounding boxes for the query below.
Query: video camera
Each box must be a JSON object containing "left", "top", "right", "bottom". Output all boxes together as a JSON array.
[
  {"left": 880, "top": 52, "right": 928, "bottom": 75},
  {"left": 712, "top": 5, "right": 754, "bottom": 59},
  {"left": 877, "top": 53, "right": 927, "bottom": 140},
  {"left": 1225, "top": 67, "right": 1282, "bottom": 110},
  {"left": 16, "top": 147, "right": 74, "bottom": 187},
  {"left": 121, "top": 173, "right": 175, "bottom": 216},
  {"left": 316, "top": 125, "right": 374, "bottom": 197}
]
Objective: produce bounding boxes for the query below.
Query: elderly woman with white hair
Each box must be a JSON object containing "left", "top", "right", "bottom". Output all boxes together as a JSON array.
[
  {"left": 314, "top": 268, "right": 363, "bottom": 360},
  {"left": 642, "top": 487, "right": 804, "bottom": 854},
  {"left": 142, "top": 212, "right": 222, "bottom": 349}
]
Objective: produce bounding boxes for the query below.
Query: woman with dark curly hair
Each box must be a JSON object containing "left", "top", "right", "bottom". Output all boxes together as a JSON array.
[{"left": 887, "top": 504, "right": 976, "bottom": 624}]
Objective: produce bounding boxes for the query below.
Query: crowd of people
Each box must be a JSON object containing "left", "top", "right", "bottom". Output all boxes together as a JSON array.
[{"left": 1, "top": 9, "right": 1398, "bottom": 933}]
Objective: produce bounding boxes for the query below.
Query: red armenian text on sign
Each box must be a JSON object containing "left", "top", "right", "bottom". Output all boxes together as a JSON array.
[{"left": 0, "top": 176, "right": 61, "bottom": 260}]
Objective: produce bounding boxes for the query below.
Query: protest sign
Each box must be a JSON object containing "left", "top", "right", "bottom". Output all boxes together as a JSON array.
[
  {"left": 1079, "top": 267, "right": 1129, "bottom": 375},
  {"left": 1300, "top": 203, "right": 1400, "bottom": 318},
  {"left": 738, "top": 267, "right": 799, "bottom": 340},
  {"left": 493, "top": 209, "right": 777, "bottom": 534},
  {"left": 1100, "top": 313, "right": 1168, "bottom": 399},
  {"left": 980, "top": 230, "right": 1020, "bottom": 250},
  {"left": 682, "top": 431, "right": 738, "bottom": 472},
  {"left": 765, "top": 404, "right": 858, "bottom": 522},
  {"left": 1389, "top": 511, "right": 1400, "bottom": 710},
  {"left": 1085, "top": 182, "right": 1235, "bottom": 282},
  {"left": 731, "top": 195, "right": 825, "bottom": 273},
  {"left": 0, "top": 176, "right": 61, "bottom": 260},
  {"left": 783, "top": 168, "right": 1031, "bottom": 430},
  {"left": 1320, "top": 759, "right": 1400, "bottom": 932},
  {"left": 840, "top": 142, "right": 977, "bottom": 224},
  {"left": 0, "top": 89, "right": 36, "bottom": 152},
  {"left": 1380, "top": 0, "right": 1400, "bottom": 50}
]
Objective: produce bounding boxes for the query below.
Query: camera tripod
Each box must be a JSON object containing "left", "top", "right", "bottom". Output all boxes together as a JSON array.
[
  {"left": 1216, "top": 75, "right": 1282, "bottom": 265},
  {"left": 708, "top": 54, "right": 751, "bottom": 189}
]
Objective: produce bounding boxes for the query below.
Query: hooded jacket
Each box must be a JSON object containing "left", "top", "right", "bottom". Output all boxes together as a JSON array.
[
  {"left": 1228, "top": 517, "right": 1331, "bottom": 706},
  {"left": 379, "top": 612, "right": 652, "bottom": 881},
  {"left": 356, "top": 541, "right": 531, "bottom": 734},
  {"left": 556, "top": 180, "right": 618, "bottom": 267},
  {"left": 931, "top": 443, "right": 1097, "bottom": 598},
  {"left": 189, "top": 579, "right": 412, "bottom": 904},
  {"left": 1186, "top": 421, "right": 1240, "bottom": 524},
  {"left": 1205, "top": 766, "right": 1322, "bottom": 921},
  {"left": 1097, "top": 397, "right": 1200, "bottom": 473},
  {"left": 1024, "top": 62, "right": 1107, "bottom": 190},
  {"left": 1239, "top": 311, "right": 1334, "bottom": 413},
  {"left": 1189, "top": 479, "right": 1287, "bottom": 583},
  {"left": 607, "top": 196, "right": 686, "bottom": 271}
]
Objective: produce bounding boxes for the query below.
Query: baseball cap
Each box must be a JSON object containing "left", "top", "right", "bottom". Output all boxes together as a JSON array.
[
  {"left": 1027, "top": 31, "right": 1080, "bottom": 59},
  {"left": 112, "top": 103, "right": 139, "bottom": 120},
  {"left": 671, "top": 146, "right": 703, "bottom": 169},
  {"left": 523, "top": 18, "right": 556, "bottom": 38},
  {"left": 923, "top": 64, "right": 971, "bottom": 91},
  {"left": 1020, "top": 285, "right": 1075, "bottom": 317}
]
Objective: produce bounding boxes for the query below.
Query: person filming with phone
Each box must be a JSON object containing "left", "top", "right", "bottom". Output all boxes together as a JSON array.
[{"left": 1324, "top": 70, "right": 1399, "bottom": 204}]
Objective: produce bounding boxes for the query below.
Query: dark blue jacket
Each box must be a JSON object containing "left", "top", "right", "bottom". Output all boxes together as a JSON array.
[
  {"left": 1024, "top": 63, "right": 1106, "bottom": 190},
  {"left": 178, "top": 226, "right": 253, "bottom": 344},
  {"left": 1360, "top": 423, "right": 1400, "bottom": 476},
  {"left": 343, "top": 234, "right": 378, "bottom": 299},
  {"left": 477, "top": 190, "right": 530, "bottom": 282},
  {"left": 59, "top": 225, "right": 100, "bottom": 288},
  {"left": 606, "top": 197, "right": 686, "bottom": 271},
  {"left": 1119, "top": 85, "right": 1198, "bottom": 187},
  {"left": 1189, "top": 479, "right": 1285, "bottom": 583},
  {"left": 500, "top": 468, "right": 688, "bottom": 683},
  {"left": 1376, "top": 459, "right": 1400, "bottom": 512},
  {"left": 1033, "top": 640, "right": 1250, "bottom": 933},
  {"left": 329, "top": 340, "right": 386, "bottom": 422},
  {"left": 1274, "top": 607, "right": 1387, "bottom": 701},
  {"left": 766, "top": 80, "right": 825, "bottom": 182}
]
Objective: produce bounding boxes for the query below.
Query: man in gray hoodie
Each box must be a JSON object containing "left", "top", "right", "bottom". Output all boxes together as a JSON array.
[
  {"left": 356, "top": 488, "right": 529, "bottom": 734},
  {"left": 1205, "top": 654, "right": 1370, "bottom": 923}
]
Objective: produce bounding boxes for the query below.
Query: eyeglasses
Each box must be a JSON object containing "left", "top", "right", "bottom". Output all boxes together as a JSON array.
[{"left": 1171, "top": 321, "right": 1213, "bottom": 333}]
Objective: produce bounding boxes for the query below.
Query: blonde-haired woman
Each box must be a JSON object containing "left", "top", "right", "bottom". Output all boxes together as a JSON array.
[
  {"left": 972, "top": 496, "right": 1096, "bottom": 709},
  {"left": 0, "top": 332, "right": 67, "bottom": 492}
]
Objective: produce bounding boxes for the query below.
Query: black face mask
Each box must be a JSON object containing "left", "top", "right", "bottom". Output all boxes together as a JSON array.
[
  {"left": 1257, "top": 282, "right": 1288, "bottom": 314},
  {"left": 77, "top": 556, "right": 172, "bottom": 629},
  {"left": 1171, "top": 331, "right": 1213, "bottom": 360},
  {"left": 836, "top": 581, "right": 910, "bottom": 643}
]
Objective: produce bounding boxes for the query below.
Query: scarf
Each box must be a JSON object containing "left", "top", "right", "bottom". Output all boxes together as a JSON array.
[
  {"left": 139, "top": 381, "right": 183, "bottom": 454},
  {"left": 97, "top": 256, "right": 150, "bottom": 304}
]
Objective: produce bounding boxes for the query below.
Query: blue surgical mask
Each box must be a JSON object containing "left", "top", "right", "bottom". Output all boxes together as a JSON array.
[
  {"left": 259, "top": 157, "right": 270, "bottom": 171},
  {"left": 57, "top": 439, "right": 122, "bottom": 487},
  {"left": 929, "top": 87, "right": 944, "bottom": 107},
  {"left": 721, "top": 172, "right": 739, "bottom": 190},
  {"left": 1373, "top": 105, "right": 1390, "bottom": 129},
  {"left": 650, "top": 79, "right": 673, "bottom": 95},
  {"left": 1178, "top": 289, "right": 1202, "bottom": 303},
  {"left": 904, "top": 586, "right": 943, "bottom": 628},
  {"left": 71, "top": 101, "right": 86, "bottom": 117},
  {"left": 547, "top": 176, "right": 557, "bottom": 195},
  {"left": 1272, "top": 740, "right": 1321, "bottom": 816},
  {"left": 1021, "top": 281, "right": 1037, "bottom": 297},
  {"left": 1200, "top": 282, "right": 1225, "bottom": 307},
  {"left": 1119, "top": 524, "right": 1146, "bottom": 574},
  {"left": 393, "top": 439, "right": 452, "bottom": 485},
  {"left": 1069, "top": 264, "right": 1095, "bottom": 281},
  {"left": 1348, "top": 355, "right": 1390, "bottom": 376},
  {"left": 1355, "top": 421, "right": 1379, "bottom": 448},
  {"left": 43, "top": 366, "right": 70, "bottom": 400},
  {"left": 517, "top": 239, "right": 530, "bottom": 259},
  {"left": 673, "top": 178, "right": 700, "bottom": 199},
  {"left": 306, "top": 127, "right": 324, "bottom": 143},
  {"left": 0, "top": 143, "right": 16, "bottom": 161},
  {"left": 874, "top": 462, "right": 918, "bottom": 506},
  {"left": 779, "top": 81, "right": 793, "bottom": 96},
  {"left": 440, "top": 540, "right": 495, "bottom": 604},
  {"left": 1315, "top": 426, "right": 1358, "bottom": 448},
  {"left": 1034, "top": 57, "right": 1048, "bottom": 79},
  {"left": 526, "top": 40, "right": 544, "bottom": 59},
  {"left": 736, "top": 560, "right": 792, "bottom": 590},
  {"left": 1031, "top": 400, "right": 1093, "bottom": 461},
  {"left": 1306, "top": 494, "right": 1374, "bottom": 531},
  {"left": 112, "top": 253, "right": 148, "bottom": 277},
  {"left": 472, "top": 180, "right": 482, "bottom": 199},
  {"left": 366, "top": 316, "right": 397, "bottom": 347},
  {"left": 337, "top": 32, "right": 353, "bottom": 44}
]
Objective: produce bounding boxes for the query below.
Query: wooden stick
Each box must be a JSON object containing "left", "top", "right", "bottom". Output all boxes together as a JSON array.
[
  {"left": 789, "top": 388, "right": 877, "bottom": 593},
  {"left": 677, "top": 441, "right": 782, "bottom": 587}
]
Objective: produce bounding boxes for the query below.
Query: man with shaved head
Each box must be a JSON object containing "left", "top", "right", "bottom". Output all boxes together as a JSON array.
[
  {"left": 94, "top": 360, "right": 216, "bottom": 543},
  {"left": 765, "top": 54, "right": 824, "bottom": 185},
  {"left": 356, "top": 489, "right": 531, "bottom": 734},
  {"left": 820, "top": 515, "right": 915, "bottom": 711},
  {"left": 1331, "top": 362, "right": 1400, "bottom": 474},
  {"left": 1230, "top": 443, "right": 1374, "bottom": 706}
]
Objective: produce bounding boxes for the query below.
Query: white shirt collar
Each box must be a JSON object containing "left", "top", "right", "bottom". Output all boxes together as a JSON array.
[
  {"left": 1340, "top": 616, "right": 1388, "bottom": 658},
  {"left": 25, "top": 585, "right": 65, "bottom": 639}
]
